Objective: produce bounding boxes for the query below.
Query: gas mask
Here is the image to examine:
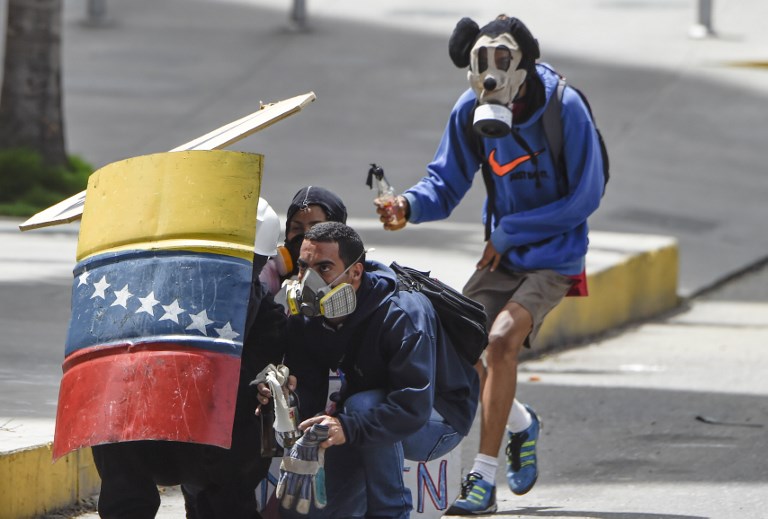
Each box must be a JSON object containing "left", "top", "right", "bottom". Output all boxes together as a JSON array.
[
  {"left": 468, "top": 33, "right": 527, "bottom": 137},
  {"left": 273, "top": 233, "right": 304, "bottom": 278},
  {"left": 281, "top": 265, "right": 357, "bottom": 319}
]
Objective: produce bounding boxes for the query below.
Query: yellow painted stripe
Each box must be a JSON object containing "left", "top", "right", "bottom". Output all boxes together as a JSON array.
[
  {"left": 0, "top": 445, "right": 99, "bottom": 518},
  {"left": 77, "top": 150, "right": 262, "bottom": 262},
  {"left": 537, "top": 239, "right": 679, "bottom": 349},
  {"left": 726, "top": 60, "right": 768, "bottom": 69}
]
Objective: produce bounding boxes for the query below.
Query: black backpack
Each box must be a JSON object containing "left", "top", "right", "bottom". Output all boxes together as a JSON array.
[
  {"left": 471, "top": 74, "right": 609, "bottom": 240},
  {"left": 541, "top": 75, "right": 610, "bottom": 195},
  {"left": 390, "top": 261, "right": 488, "bottom": 365}
]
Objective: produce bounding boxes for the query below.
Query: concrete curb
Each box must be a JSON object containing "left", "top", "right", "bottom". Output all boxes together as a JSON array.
[
  {"left": 0, "top": 439, "right": 99, "bottom": 519},
  {"left": 0, "top": 230, "right": 679, "bottom": 518},
  {"left": 537, "top": 232, "right": 680, "bottom": 351}
]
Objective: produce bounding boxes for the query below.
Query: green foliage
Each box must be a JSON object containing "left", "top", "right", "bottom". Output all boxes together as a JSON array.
[{"left": 0, "top": 148, "right": 92, "bottom": 216}]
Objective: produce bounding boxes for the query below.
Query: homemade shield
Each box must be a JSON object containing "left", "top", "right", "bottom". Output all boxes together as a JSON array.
[{"left": 52, "top": 150, "right": 262, "bottom": 460}]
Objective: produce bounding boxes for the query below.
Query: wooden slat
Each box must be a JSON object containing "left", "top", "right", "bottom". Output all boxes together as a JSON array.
[{"left": 19, "top": 92, "right": 316, "bottom": 231}]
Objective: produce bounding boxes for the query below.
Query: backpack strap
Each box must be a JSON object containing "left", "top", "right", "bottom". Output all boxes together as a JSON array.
[
  {"left": 479, "top": 161, "right": 495, "bottom": 242},
  {"left": 466, "top": 104, "right": 496, "bottom": 242},
  {"left": 541, "top": 75, "right": 568, "bottom": 196}
]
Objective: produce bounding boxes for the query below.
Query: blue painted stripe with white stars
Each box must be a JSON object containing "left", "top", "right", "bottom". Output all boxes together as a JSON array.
[{"left": 66, "top": 250, "right": 251, "bottom": 357}]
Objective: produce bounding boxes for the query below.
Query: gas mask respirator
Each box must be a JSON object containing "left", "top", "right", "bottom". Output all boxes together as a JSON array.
[
  {"left": 468, "top": 33, "right": 527, "bottom": 138},
  {"left": 272, "top": 234, "right": 304, "bottom": 278},
  {"left": 280, "top": 266, "right": 357, "bottom": 319}
]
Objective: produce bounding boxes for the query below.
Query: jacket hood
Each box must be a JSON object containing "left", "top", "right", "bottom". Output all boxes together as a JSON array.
[
  {"left": 285, "top": 186, "right": 348, "bottom": 237},
  {"left": 342, "top": 260, "right": 399, "bottom": 328},
  {"left": 515, "top": 63, "right": 559, "bottom": 129}
]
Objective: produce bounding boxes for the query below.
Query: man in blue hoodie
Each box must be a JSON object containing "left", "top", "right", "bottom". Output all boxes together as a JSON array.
[
  {"left": 282, "top": 222, "right": 479, "bottom": 518},
  {"left": 375, "top": 15, "right": 604, "bottom": 515}
]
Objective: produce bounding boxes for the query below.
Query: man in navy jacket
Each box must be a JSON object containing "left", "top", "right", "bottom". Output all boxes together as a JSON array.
[{"left": 283, "top": 222, "right": 479, "bottom": 518}]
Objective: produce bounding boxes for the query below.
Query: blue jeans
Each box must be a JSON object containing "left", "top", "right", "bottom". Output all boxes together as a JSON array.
[{"left": 312, "top": 389, "right": 463, "bottom": 519}]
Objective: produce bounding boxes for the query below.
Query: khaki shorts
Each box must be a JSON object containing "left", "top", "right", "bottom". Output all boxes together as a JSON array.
[{"left": 462, "top": 267, "right": 573, "bottom": 348}]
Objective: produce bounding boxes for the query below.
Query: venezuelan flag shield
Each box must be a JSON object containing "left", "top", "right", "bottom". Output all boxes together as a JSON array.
[{"left": 53, "top": 150, "right": 262, "bottom": 460}]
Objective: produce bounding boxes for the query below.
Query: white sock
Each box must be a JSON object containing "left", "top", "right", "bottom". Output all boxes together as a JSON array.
[
  {"left": 507, "top": 399, "right": 532, "bottom": 433},
  {"left": 469, "top": 454, "right": 498, "bottom": 484}
]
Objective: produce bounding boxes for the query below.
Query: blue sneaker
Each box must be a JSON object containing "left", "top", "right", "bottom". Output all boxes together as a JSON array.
[
  {"left": 444, "top": 472, "right": 497, "bottom": 515},
  {"left": 506, "top": 405, "right": 541, "bottom": 495}
]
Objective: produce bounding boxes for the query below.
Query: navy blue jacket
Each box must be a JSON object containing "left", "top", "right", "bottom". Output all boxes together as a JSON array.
[{"left": 285, "top": 261, "right": 479, "bottom": 446}]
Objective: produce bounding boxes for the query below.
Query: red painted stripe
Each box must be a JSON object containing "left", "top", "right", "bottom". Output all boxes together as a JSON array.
[{"left": 53, "top": 342, "right": 240, "bottom": 460}]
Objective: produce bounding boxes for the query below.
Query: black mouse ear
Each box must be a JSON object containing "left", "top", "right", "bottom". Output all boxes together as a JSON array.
[
  {"left": 449, "top": 17, "right": 480, "bottom": 68},
  {"left": 507, "top": 17, "right": 540, "bottom": 70}
]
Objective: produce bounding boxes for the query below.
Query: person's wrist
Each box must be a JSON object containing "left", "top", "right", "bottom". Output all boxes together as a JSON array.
[{"left": 399, "top": 196, "right": 411, "bottom": 221}]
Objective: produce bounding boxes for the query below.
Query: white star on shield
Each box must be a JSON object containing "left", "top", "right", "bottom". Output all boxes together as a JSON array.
[
  {"left": 186, "top": 309, "right": 214, "bottom": 335},
  {"left": 136, "top": 291, "right": 160, "bottom": 316},
  {"left": 214, "top": 322, "right": 240, "bottom": 341},
  {"left": 91, "top": 276, "right": 110, "bottom": 300},
  {"left": 111, "top": 285, "right": 133, "bottom": 309},
  {"left": 159, "top": 299, "right": 186, "bottom": 324}
]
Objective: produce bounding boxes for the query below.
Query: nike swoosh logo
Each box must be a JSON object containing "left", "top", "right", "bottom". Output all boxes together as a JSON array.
[{"left": 488, "top": 149, "right": 542, "bottom": 177}]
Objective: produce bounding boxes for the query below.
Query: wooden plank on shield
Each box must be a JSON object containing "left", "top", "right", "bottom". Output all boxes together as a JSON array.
[{"left": 18, "top": 92, "right": 316, "bottom": 232}]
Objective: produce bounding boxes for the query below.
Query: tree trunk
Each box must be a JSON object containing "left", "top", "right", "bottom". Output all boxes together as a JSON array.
[{"left": 0, "top": 0, "right": 66, "bottom": 167}]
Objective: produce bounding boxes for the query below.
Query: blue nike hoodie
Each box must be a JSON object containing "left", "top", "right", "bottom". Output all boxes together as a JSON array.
[{"left": 403, "top": 63, "right": 604, "bottom": 275}]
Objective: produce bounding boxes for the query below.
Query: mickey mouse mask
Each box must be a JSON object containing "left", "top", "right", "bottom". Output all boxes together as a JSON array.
[
  {"left": 449, "top": 15, "right": 540, "bottom": 137},
  {"left": 468, "top": 33, "right": 527, "bottom": 136}
]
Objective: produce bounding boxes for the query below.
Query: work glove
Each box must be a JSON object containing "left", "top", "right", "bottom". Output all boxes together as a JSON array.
[{"left": 276, "top": 423, "right": 329, "bottom": 515}]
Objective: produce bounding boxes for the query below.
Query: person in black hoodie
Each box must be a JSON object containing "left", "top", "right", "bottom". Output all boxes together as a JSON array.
[
  {"left": 259, "top": 186, "right": 348, "bottom": 295},
  {"left": 282, "top": 222, "right": 479, "bottom": 519}
]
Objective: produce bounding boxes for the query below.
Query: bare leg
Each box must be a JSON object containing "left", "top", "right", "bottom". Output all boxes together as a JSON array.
[
  {"left": 477, "top": 301, "right": 532, "bottom": 457},
  {"left": 473, "top": 359, "right": 486, "bottom": 395}
]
